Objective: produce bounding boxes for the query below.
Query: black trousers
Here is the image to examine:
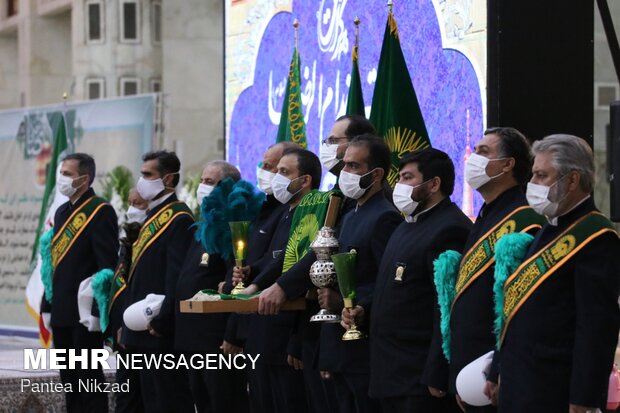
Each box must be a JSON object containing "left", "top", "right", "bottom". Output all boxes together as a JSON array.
[
  {"left": 187, "top": 358, "right": 249, "bottom": 413},
  {"left": 114, "top": 349, "right": 144, "bottom": 413},
  {"left": 52, "top": 325, "right": 108, "bottom": 413},
  {"left": 138, "top": 365, "right": 194, "bottom": 413},
  {"left": 465, "top": 403, "right": 496, "bottom": 413},
  {"left": 248, "top": 362, "right": 308, "bottom": 413},
  {"left": 379, "top": 394, "right": 462, "bottom": 413},
  {"left": 302, "top": 337, "right": 340, "bottom": 413},
  {"left": 332, "top": 372, "right": 380, "bottom": 413}
]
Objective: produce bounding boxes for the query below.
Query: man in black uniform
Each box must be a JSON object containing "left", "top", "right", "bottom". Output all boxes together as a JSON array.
[
  {"left": 233, "top": 148, "right": 321, "bottom": 413},
  {"left": 319, "top": 114, "right": 376, "bottom": 177},
  {"left": 318, "top": 134, "right": 402, "bottom": 413},
  {"left": 41, "top": 153, "right": 118, "bottom": 413},
  {"left": 431, "top": 127, "right": 544, "bottom": 412},
  {"left": 122, "top": 150, "right": 195, "bottom": 413},
  {"left": 498, "top": 134, "right": 620, "bottom": 413},
  {"left": 174, "top": 160, "right": 248, "bottom": 413},
  {"left": 107, "top": 188, "right": 148, "bottom": 413},
  {"left": 342, "top": 148, "right": 471, "bottom": 412},
  {"left": 220, "top": 142, "right": 297, "bottom": 353}
]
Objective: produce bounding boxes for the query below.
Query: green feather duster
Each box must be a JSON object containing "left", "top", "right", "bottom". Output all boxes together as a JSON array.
[
  {"left": 493, "top": 232, "right": 534, "bottom": 348},
  {"left": 40, "top": 228, "right": 55, "bottom": 302},
  {"left": 91, "top": 268, "right": 115, "bottom": 332},
  {"left": 433, "top": 249, "right": 462, "bottom": 361},
  {"left": 194, "top": 178, "right": 265, "bottom": 260}
]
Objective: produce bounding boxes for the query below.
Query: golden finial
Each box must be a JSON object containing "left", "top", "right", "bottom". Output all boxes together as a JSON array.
[
  {"left": 354, "top": 17, "right": 360, "bottom": 47},
  {"left": 293, "top": 19, "right": 299, "bottom": 49}
]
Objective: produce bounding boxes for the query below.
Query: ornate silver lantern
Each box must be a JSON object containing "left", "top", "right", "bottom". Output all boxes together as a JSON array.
[{"left": 309, "top": 226, "right": 340, "bottom": 323}]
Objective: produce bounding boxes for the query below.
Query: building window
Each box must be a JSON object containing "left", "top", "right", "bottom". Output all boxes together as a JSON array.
[
  {"left": 8, "top": 0, "right": 19, "bottom": 16},
  {"left": 151, "top": 1, "right": 162, "bottom": 44},
  {"left": 595, "top": 83, "right": 619, "bottom": 111},
  {"left": 120, "top": 0, "right": 140, "bottom": 43},
  {"left": 86, "top": 0, "right": 104, "bottom": 43},
  {"left": 86, "top": 78, "right": 105, "bottom": 100},
  {"left": 120, "top": 77, "right": 140, "bottom": 96},
  {"left": 150, "top": 78, "right": 161, "bottom": 93}
]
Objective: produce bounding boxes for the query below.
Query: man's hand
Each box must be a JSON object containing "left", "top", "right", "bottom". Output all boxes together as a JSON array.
[
  {"left": 483, "top": 380, "right": 499, "bottom": 406},
  {"left": 287, "top": 355, "right": 303, "bottom": 370},
  {"left": 220, "top": 340, "right": 243, "bottom": 355},
  {"left": 320, "top": 371, "right": 332, "bottom": 380},
  {"left": 317, "top": 288, "right": 343, "bottom": 312},
  {"left": 147, "top": 324, "right": 161, "bottom": 337},
  {"left": 569, "top": 405, "right": 601, "bottom": 413},
  {"left": 232, "top": 266, "right": 251, "bottom": 286},
  {"left": 239, "top": 284, "right": 259, "bottom": 296},
  {"left": 428, "top": 386, "right": 447, "bottom": 398},
  {"left": 341, "top": 305, "right": 365, "bottom": 330},
  {"left": 455, "top": 394, "right": 466, "bottom": 412},
  {"left": 116, "top": 327, "right": 125, "bottom": 349},
  {"left": 258, "top": 283, "right": 287, "bottom": 315},
  {"left": 217, "top": 281, "right": 226, "bottom": 294}
]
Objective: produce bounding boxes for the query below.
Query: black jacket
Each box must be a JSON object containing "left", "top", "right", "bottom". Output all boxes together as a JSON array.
[
  {"left": 48, "top": 188, "right": 119, "bottom": 327},
  {"left": 318, "top": 191, "right": 402, "bottom": 373},
  {"left": 174, "top": 239, "right": 231, "bottom": 352},
  {"left": 446, "top": 185, "right": 537, "bottom": 393},
  {"left": 121, "top": 194, "right": 194, "bottom": 350},
  {"left": 369, "top": 198, "right": 472, "bottom": 398},
  {"left": 499, "top": 197, "right": 620, "bottom": 412},
  {"left": 243, "top": 206, "right": 297, "bottom": 365}
]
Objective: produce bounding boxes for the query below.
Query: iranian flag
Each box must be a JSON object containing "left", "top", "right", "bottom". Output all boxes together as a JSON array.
[{"left": 25, "top": 112, "right": 70, "bottom": 348}]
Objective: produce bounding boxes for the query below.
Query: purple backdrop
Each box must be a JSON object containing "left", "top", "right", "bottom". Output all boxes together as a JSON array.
[{"left": 227, "top": 0, "right": 483, "bottom": 211}]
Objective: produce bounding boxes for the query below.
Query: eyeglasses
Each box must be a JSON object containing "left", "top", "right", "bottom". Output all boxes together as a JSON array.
[{"left": 322, "top": 136, "right": 349, "bottom": 145}]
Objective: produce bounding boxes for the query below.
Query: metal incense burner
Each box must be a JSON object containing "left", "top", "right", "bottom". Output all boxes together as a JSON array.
[{"left": 309, "top": 226, "right": 340, "bottom": 323}]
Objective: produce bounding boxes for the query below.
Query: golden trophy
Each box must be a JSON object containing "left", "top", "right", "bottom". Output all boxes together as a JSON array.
[
  {"left": 229, "top": 221, "right": 251, "bottom": 295},
  {"left": 331, "top": 250, "right": 366, "bottom": 340}
]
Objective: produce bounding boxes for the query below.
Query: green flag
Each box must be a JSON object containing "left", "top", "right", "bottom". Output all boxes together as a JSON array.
[
  {"left": 346, "top": 40, "right": 365, "bottom": 116},
  {"left": 282, "top": 190, "right": 334, "bottom": 273},
  {"left": 30, "top": 112, "right": 69, "bottom": 263},
  {"left": 369, "top": 9, "right": 430, "bottom": 186},
  {"left": 276, "top": 47, "right": 307, "bottom": 149}
]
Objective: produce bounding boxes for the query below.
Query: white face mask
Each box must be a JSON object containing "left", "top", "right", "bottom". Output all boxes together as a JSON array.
[
  {"left": 257, "top": 168, "right": 276, "bottom": 195},
  {"left": 196, "top": 183, "right": 215, "bottom": 206},
  {"left": 393, "top": 180, "right": 431, "bottom": 216},
  {"left": 526, "top": 176, "right": 567, "bottom": 218},
  {"left": 126, "top": 206, "right": 147, "bottom": 224},
  {"left": 137, "top": 176, "right": 166, "bottom": 201},
  {"left": 465, "top": 153, "right": 506, "bottom": 190},
  {"left": 339, "top": 169, "right": 375, "bottom": 200},
  {"left": 57, "top": 174, "right": 85, "bottom": 198},
  {"left": 272, "top": 173, "right": 303, "bottom": 204},
  {"left": 319, "top": 143, "right": 341, "bottom": 170}
]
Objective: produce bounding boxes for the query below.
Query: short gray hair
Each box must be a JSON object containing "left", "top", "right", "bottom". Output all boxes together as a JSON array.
[
  {"left": 531, "top": 134, "right": 594, "bottom": 193},
  {"left": 205, "top": 160, "right": 241, "bottom": 182}
]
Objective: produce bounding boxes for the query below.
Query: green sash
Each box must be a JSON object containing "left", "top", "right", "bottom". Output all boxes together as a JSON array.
[
  {"left": 128, "top": 201, "right": 194, "bottom": 282},
  {"left": 500, "top": 211, "right": 618, "bottom": 345},
  {"left": 282, "top": 190, "right": 337, "bottom": 273},
  {"left": 108, "top": 258, "right": 128, "bottom": 313},
  {"left": 51, "top": 196, "right": 108, "bottom": 269},
  {"left": 453, "top": 206, "right": 544, "bottom": 307}
]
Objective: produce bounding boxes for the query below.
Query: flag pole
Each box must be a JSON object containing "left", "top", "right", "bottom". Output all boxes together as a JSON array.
[
  {"left": 354, "top": 16, "right": 360, "bottom": 46},
  {"left": 293, "top": 19, "right": 299, "bottom": 49}
]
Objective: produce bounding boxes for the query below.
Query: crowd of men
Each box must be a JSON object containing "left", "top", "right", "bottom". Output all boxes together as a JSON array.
[{"left": 41, "top": 114, "right": 620, "bottom": 413}]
